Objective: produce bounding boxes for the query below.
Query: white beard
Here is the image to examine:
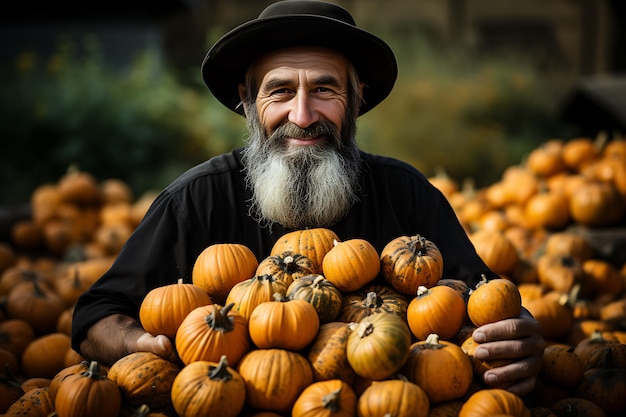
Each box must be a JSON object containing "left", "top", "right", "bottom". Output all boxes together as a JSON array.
[{"left": 241, "top": 106, "right": 362, "bottom": 230}]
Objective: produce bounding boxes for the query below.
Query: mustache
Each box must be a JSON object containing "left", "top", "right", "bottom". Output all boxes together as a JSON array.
[{"left": 268, "top": 121, "right": 341, "bottom": 145}]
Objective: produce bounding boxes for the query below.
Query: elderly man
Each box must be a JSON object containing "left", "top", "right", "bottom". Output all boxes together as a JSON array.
[{"left": 72, "top": 0, "right": 544, "bottom": 396}]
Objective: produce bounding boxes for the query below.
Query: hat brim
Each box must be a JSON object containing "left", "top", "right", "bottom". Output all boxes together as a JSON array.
[{"left": 201, "top": 14, "right": 397, "bottom": 116}]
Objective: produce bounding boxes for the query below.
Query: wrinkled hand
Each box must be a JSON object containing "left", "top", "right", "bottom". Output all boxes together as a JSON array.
[
  {"left": 135, "top": 332, "right": 179, "bottom": 363},
  {"left": 471, "top": 308, "right": 545, "bottom": 396}
]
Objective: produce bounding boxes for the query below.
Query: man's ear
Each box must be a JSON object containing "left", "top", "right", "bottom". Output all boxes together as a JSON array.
[{"left": 238, "top": 84, "right": 248, "bottom": 116}]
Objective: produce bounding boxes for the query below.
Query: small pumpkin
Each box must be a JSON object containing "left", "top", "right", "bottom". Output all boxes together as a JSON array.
[
  {"left": 256, "top": 251, "right": 316, "bottom": 287},
  {"left": 236, "top": 348, "right": 313, "bottom": 414},
  {"left": 307, "top": 321, "right": 356, "bottom": 385},
  {"left": 574, "top": 367, "right": 626, "bottom": 416},
  {"left": 467, "top": 275, "right": 522, "bottom": 327},
  {"left": 3, "top": 387, "right": 55, "bottom": 417},
  {"left": 248, "top": 292, "right": 320, "bottom": 351},
  {"left": 54, "top": 360, "right": 121, "bottom": 417},
  {"left": 339, "top": 284, "right": 408, "bottom": 323},
  {"left": 175, "top": 303, "right": 250, "bottom": 366},
  {"left": 192, "top": 242, "right": 258, "bottom": 304},
  {"left": 540, "top": 345, "right": 584, "bottom": 389},
  {"left": 170, "top": 355, "right": 245, "bottom": 417},
  {"left": 380, "top": 234, "right": 443, "bottom": 295},
  {"left": 21, "top": 332, "right": 71, "bottom": 379},
  {"left": 286, "top": 274, "right": 343, "bottom": 324},
  {"left": 403, "top": 333, "right": 473, "bottom": 404},
  {"left": 322, "top": 238, "right": 380, "bottom": 293},
  {"left": 469, "top": 229, "right": 519, "bottom": 276},
  {"left": 107, "top": 351, "right": 180, "bottom": 414},
  {"left": 139, "top": 278, "right": 212, "bottom": 339},
  {"left": 270, "top": 227, "right": 339, "bottom": 273},
  {"left": 459, "top": 388, "right": 531, "bottom": 417},
  {"left": 407, "top": 285, "right": 466, "bottom": 341},
  {"left": 549, "top": 397, "right": 610, "bottom": 417},
  {"left": 225, "top": 273, "right": 288, "bottom": 321},
  {"left": 291, "top": 379, "right": 357, "bottom": 417},
  {"left": 357, "top": 377, "right": 430, "bottom": 417},
  {"left": 346, "top": 312, "right": 411, "bottom": 381}
]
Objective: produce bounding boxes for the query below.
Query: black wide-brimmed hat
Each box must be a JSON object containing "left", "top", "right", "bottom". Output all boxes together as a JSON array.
[{"left": 201, "top": 0, "right": 398, "bottom": 116}]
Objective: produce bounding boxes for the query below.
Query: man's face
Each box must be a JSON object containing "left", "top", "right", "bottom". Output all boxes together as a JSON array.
[
  {"left": 244, "top": 47, "right": 352, "bottom": 143},
  {"left": 240, "top": 47, "right": 363, "bottom": 230}
]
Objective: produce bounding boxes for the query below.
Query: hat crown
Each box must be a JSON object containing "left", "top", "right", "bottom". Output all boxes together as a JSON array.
[{"left": 258, "top": 0, "right": 356, "bottom": 26}]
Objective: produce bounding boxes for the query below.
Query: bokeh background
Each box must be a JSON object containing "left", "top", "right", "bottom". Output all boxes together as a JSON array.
[{"left": 1, "top": 0, "right": 625, "bottom": 206}]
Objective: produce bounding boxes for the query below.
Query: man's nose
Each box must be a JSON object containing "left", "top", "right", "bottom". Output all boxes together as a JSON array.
[{"left": 288, "top": 91, "right": 319, "bottom": 128}]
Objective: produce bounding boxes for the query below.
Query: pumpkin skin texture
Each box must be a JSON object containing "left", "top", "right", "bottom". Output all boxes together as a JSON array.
[
  {"left": 54, "top": 360, "right": 121, "bottom": 417},
  {"left": 403, "top": 333, "right": 473, "bottom": 404},
  {"left": 248, "top": 293, "right": 320, "bottom": 351},
  {"left": 256, "top": 251, "right": 316, "bottom": 288},
  {"left": 236, "top": 348, "right": 313, "bottom": 414},
  {"left": 225, "top": 273, "right": 288, "bottom": 321},
  {"left": 286, "top": 274, "right": 343, "bottom": 324},
  {"left": 107, "top": 351, "right": 180, "bottom": 414},
  {"left": 170, "top": 356, "right": 245, "bottom": 417},
  {"left": 574, "top": 367, "right": 626, "bottom": 416},
  {"left": 307, "top": 321, "right": 356, "bottom": 385},
  {"left": 139, "top": 278, "right": 212, "bottom": 339},
  {"left": 270, "top": 227, "right": 339, "bottom": 274},
  {"left": 4, "top": 387, "right": 55, "bottom": 417},
  {"left": 380, "top": 234, "right": 443, "bottom": 295},
  {"left": 459, "top": 388, "right": 531, "bottom": 417},
  {"left": 291, "top": 379, "right": 357, "bottom": 417},
  {"left": 407, "top": 285, "right": 466, "bottom": 341},
  {"left": 339, "top": 284, "right": 408, "bottom": 323},
  {"left": 322, "top": 238, "right": 381, "bottom": 293},
  {"left": 21, "top": 332, "right": 71, "bottom": 379},
  {"left": 357, "top": 378, "right": 430, "bottom": 417},
  {"left": 175, "top": 303, "right": 250, "bottom": 366},
  {"left": 540, "top": 345, "right": 584, "bottom": 389},
  {"left": 469, "top": 229, "right": 519, "bottom": 276},
  {"left": 523, "top": 297, "right": 573, "bottom": 341},
  {"left": 568, "top": 179, "right": 625, "bottom": 227},
  {"left": 346, "top": 312, "right": 411, "bottom": 381},
  {"left": 467, "top": 276, "right": 522, "bottom": 327},
  {"left": 549, "top": 397, "right": 610, "bottom": 417},
  {"left": 192, "top": 243, "right": 258, "bottom": 304}
]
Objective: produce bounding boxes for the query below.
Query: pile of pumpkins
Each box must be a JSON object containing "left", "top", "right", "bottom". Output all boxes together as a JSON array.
[{"left": 0, "top": 135, "right": 625, "bottom": 417}]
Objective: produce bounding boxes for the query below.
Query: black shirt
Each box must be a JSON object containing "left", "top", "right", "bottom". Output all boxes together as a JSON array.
[{"left": 71, "top": 148, "right": 490, "bottom": 352}]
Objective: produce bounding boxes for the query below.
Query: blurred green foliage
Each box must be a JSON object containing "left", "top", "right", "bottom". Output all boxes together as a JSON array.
[{"left": 0, "top": 32, "right": 576, "bottom": 205}]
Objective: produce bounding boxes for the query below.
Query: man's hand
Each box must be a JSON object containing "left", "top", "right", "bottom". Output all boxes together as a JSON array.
[{"left": 471, "top": 308, "right": 545, "bottom": 396}]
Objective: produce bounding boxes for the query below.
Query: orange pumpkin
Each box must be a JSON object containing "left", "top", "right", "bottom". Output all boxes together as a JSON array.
[
  {"left": 357, "top": 377, "right": 430, "bottom": 417},
  {"left": 407, "top": 285, "right": 466, "bottom": 341},
  {"left": 469, "top": 229, "right": 519, "bottom": 276},
  {"left": 322, "top": 238, "right": 380, "bottom": 293},
  {"left": 568, "top": 179, "right": 625, "bottom": 227},
  {"left": 225, "top": 273, "right": 288, "bottom": 321},
  {"left": 175, "top": 303, "right": 250, "bottom": 366},
  {"left": 21, "top": 332, "right": 71, "bottom": 379},
  {"left": 307, "top": 321, "right": 356, "bottom": 385},
  {"left": 248, "top": 293, "right": 320, "bottom": 351},
  {"left": 380, "top": 234, "right": 443, "bottom": 295},
  {"left": 139, "top": 278, "right": 212, "bottom": 339},
  {"left": 467, "top": 276, "right": 522, "bottom": 327},
  {"left": 540, "top": 345, "right": 584, "bottom": 389},
  {"left": 292, "top": 379, "right": 357, "bottom": 417},
  {"left": 170, "top": 356, "right": 245, "bottom": 417},
  {"left": 3, "top": 387, "right": 55, "bottom": 417},
  {"left": 255, "top": 251, "right": 316, "bottom": 288},
  {"left": 270, "top": 228, "right": 340, "bottom": 273},
  {"left": 192, "top": 243, "right": 258, "bottom": 304},
  {"left": 403, "top": 333, "right": 473, "bottom": 404},
  {"left": 459, "top": 388, "right": 531, "bottom": 417}
]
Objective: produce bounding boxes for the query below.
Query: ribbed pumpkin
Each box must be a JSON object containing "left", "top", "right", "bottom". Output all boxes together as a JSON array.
[
  {"left": 467, "top": 276, "right": 522, "bottom": 327},
  {"left": 322, "top": 238, "right": 380, "bottom": 293},
  {"left": 286, "top": 274, "right": 343, "bottom": 324},
  {"left": 270, "top": 228, "right": 340, "bottom": 273},
  {"left": 380, "top": 234, "right": 443, "bottom": 295},
  {"left": 346, "top": 312, "right": 411, "bottom": 381},
  {"left": 568, "top": 179, "right": 625, "bottom": 227},
  {"left": 256, "top": 251, "right": 316, "bottom": 288},
  {"left": 54, "top": 361, "right": 121, "bottom": 417},
  {"left": 175, "top": 303, "right": 250, "bottom": 366},
  {"left": 192, "top": 243, "right": 258, "bottom": 304},
  {"left": 4, "top": 387, "right": 55, "bottom": 417},
  {"left": 107, "top": 351, "right": 180, "bottom": 414},
  {"left": 237, "top": 348, "right": 313, "bottom": 413},
  {"left": 292, "top": 379, "right": 357, "bottom": 417},
  {"left": 459, "top": 388, "right": 530, "bottom": 417},
  {"left": 139, "top": 278, "right": 212, "bottom": 339},
  {"left": 225, "top": 273, "right": 288, "bottom": 321},
  {"left": 248, "top": 293, "right": 320, "bottom": 351},
  {"left": 307, "top": 321, "right": 356, "bottom": 385},
  {"left": 407, "top": 285, "right": 466, "bottom": 341},
  {"left": 170, "top": 356, "right": 245, "bottom": 417},
  {"left": 403, "top": 333, "right": 473, "bottom": 404},
  {"left": 339, "top": 284, "right": 408, "bottom": 323},
  {"left": 469, "top": 229, "right": 519, "bottom": 276},
  {"left": 540, "top": 345, "right": 584, "bottom": 389},
  {"left": 357, "top": 378, "right": 430, "bottom": 417}
]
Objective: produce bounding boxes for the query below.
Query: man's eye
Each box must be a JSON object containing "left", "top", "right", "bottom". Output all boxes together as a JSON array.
[{"left": 270, "top": 88, "right": 292, "bottom": 95}]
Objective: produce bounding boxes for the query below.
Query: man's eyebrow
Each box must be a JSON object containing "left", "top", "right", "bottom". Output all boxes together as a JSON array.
[{"left": 261, "top": 75, "right": 343, "bottom": 91}]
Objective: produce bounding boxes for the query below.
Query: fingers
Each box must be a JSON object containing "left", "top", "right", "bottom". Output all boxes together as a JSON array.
[
  {"left": 482, "top": 354, "right": 542, "bottom": 396},
  {"left": 135, "top": 332, "right": 178, "bottom": 362}
]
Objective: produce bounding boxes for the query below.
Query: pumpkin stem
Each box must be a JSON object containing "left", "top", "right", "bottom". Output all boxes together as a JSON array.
[
  {"left": 416, "top": 286, "right": 429, "bottom": 298},
  {"left": 424, "top": 333, "right": 446, "bottom": 349},
  {"left": 322, "top": 387, "right": 344, "bottom": 412},
  {"left": 208, "top": 355, "right": 233, "bottom": 381},
  {"left": 130, "top": 404, "right": 151, "bottom": 417},
  {"left": 83, "top": 360, "right": 106, "bottom": 380},
  {"left": 272, "top": 292, "right": 288, "bottom": 302},
  {"left": 204, "top": 303, "right": 236, "bottom": 332},
  {"left": 363, "top": 291, "right": 381, "bottom": 309},
  {"left": 312, "top": 275, "right": 326, "bottom": 286},
  {"left": 357, "top": 321, "right": 375, "bottom": 338},
  {"left": 176, "top": 278, "right": 184, "bottom": 285}
]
